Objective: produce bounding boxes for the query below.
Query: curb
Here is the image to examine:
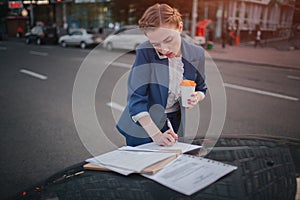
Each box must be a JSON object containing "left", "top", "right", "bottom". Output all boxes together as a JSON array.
[
  {"left": 210, "top": 57, "right": 300, "bottom": 71},
  {"left": 239, "top": 36, "right": 290, "bottom": 47}
]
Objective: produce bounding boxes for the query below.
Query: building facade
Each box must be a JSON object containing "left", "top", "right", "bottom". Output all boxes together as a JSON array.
[
  {"left": 1, "top": 0, "right": 297, "bottom": 41},
  {"left": 227, "top": 0, "right": 295, "bottom": 31},
  {"left": 197, "top": 0, "right": 296, "bottom": 42}
]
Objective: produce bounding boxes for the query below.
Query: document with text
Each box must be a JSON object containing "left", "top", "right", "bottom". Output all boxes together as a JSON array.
[{"left": 143, "top": 155, "right": 237, "bottom": 196}]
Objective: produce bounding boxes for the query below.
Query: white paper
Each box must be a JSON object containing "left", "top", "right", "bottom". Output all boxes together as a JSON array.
[
  {"left": 86, "top": 150, "right": 176, "bottom": 173},
  {"left": 143, "top": 155, "right": 237, "bottom": 196},
  {"left": 85, "top": 158, "right": 134, "bottom": 176},
  {"left": 136, "top": 142, "right": 202, "bottom": 153},
  {"left": 118, "top": 146, "right": 159, "bottom": 152}
]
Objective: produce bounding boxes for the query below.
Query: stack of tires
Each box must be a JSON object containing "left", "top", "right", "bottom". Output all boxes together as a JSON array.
[{"left": 18, "top": 138, "right": 297, "bottom": 200}]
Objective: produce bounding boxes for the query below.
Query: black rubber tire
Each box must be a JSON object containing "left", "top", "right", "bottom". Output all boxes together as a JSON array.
[
  {"left": 18, "top": 138, "right": 297, "bottom": 200},
  {"left": 61, "top": 41, "right": 67, "bottom": 48},
  {"left": 191, "top": 138, "right": 297, "bottom": 200},
  {"left": 25, "top": 38, "right": 30, "bottom": 44},
  {"left": 106, "top": 42, "right": 113, "bottom": 51},
  {"left": 80, "top": 42, "right": 86, "bottom": 49},
  {"left": 36, "top": 38, "right": 42, "bottom": 45}
]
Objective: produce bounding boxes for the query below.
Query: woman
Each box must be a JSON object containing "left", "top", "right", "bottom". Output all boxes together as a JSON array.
[{"left": 117, "top": 3, "right": 207, "bottom": 147}]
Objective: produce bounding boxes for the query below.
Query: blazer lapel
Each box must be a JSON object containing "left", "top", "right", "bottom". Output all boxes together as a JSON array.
[{"left": 151, "top": 58, "right": 169, "bottom": 108}]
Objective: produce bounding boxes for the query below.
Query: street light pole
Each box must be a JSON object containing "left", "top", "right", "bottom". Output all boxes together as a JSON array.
[
  {"left": 191, "top": 0, "right": 198, "bottom": 38},
  {"left": 62, "top": 3, "right": 67, "bottom": 28},
  {"left": 30, "top": 0, "right": 34, "bottom": 27}
]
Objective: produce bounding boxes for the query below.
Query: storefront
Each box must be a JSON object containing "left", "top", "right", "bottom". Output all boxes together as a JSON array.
[
  {"left": 227, "top": 0, "right": 295, "bottom": 40},
  {"left": 200, "top": 0, "right": 295, "bottom": 42},
  {"left": 55, "top": 0, "right": 112, "bottom": 32}
]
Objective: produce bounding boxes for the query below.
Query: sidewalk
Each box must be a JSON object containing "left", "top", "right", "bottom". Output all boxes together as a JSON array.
[{"left": 206, "top": 42, "right": 300, "bottom": 70}]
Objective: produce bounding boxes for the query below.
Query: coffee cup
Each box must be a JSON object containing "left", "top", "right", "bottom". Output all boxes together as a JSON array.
[{"left": 180, "top": 80, "right": 196, "bottom": 108}]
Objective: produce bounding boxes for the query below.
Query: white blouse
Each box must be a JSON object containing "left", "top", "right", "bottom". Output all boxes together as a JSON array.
[{"left": 165, "top": 56, "right": 184, "bottom": 113}]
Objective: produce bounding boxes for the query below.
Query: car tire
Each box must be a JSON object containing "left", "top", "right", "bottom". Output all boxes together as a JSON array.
[
  {"left": 80, "top": 42, "right": 86, "bottom": 49},
  {"left": 189, "top": 137, "right": 297, "bottom": 200},
  {"left": 25, "top": 38, "right": 30, "bottom": 44},
  {"left": 130, "top": 44, "right": 141, "bottom": 53},
  {"left": 106, "top": 42, "right": 113, "bottom": 51},
  {"left": 135, "top": 44, "right": 140, "bottom": 49},
  {"left": 36, "top": 38, "right": 42, "bottom": 45},
  {"left": 19, "top": 138, "right": 297, "bottom": 200},
  {"left": 61, "top": 41, "right": 67, "bottom": 48}
]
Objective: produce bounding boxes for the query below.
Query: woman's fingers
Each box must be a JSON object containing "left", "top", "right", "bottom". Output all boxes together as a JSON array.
[
  {"left": 159, "top": 132, "right": 175, "bottom": 146},
  {"left": 167, "top": 129, "right": 178, "bottom": 140},
  {"left": 188, "top": 92, "right": 198, "bottom": 106},
  {"left": 154, "top": 130, "right": 178, "bottom": 146},
  {"left": 164, "top": 132, "right": 175, "bottom": 143}
]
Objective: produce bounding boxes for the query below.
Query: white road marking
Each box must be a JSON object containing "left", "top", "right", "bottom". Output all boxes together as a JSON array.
[
  {"left": 20, "top": 69, "right": 48, "bottom": 80},
  {"left": 0, "top": 46, "right": 7, "bottom": 50},
  {"left": 287, "top": 75, "right": 300, "bottom": 81},
  {"left": 224, "top": 83, "right": 298, "bottom": 101},
  {"left": 41, "top": 46, "right": 53, "bottom": 49},
  {"left": 29, "top": 51, "right": 49, "bottom": 56},
  {"left": 106, "top": 61, "right": 132, "bottom": 69},
  {"left": 104, "top": 62, "right": 299, "bottom": 102},
  {"left": 106, "top": 102, "right": 125, "bottom": 112}
]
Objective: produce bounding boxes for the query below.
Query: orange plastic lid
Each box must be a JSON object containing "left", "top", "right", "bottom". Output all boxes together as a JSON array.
[{"left": 180, "top": 80, "right": 196, "bottom": 86}]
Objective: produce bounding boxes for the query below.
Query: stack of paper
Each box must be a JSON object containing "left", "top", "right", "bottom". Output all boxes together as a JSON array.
[
  {"left": 85, "top": 142, "right": 201, "bottom": 175},
  {"left": 85, "top": 142, "right": 237, "bottom": 195},
  {"left": 85, "top": 148, "right": 177, "bottom": 175}
]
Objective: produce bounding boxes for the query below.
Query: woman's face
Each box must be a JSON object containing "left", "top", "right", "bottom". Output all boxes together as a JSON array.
[{"left": 146, "top": 23, "right": 182, "bottom": 58}]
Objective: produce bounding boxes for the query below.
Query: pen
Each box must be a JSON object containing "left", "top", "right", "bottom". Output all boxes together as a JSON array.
[
  {"left": 167, "top": 118, "right": 178, "bottom": 142},
  {"left": 166, "top": 118, "right": 174, "bottom": 133}
]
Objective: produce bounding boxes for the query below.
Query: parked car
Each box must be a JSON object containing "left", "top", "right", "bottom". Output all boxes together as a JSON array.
[
  {"left": 102, "top": 25, "right": 148, "bottom": 51},
  {"left": 181, "top": 31, "right": 202, "bottom": 46},
  {"left": 58, "top": 29, "right": 102, "bottom": 49},
  {"left": 25, "top": 26, "right": 58, "bottom": 45},
  {"left": 103, "top": 26, "right": 204, "bottom": 51}
]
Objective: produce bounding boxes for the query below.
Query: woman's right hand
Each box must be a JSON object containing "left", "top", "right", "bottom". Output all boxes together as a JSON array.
[{"left": 151, "top": 129, "right": 178, "bottom": 146}]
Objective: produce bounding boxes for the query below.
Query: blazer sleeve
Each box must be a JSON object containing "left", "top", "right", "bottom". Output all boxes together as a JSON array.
[
  {"left": 195, "top": 48, "right": 207, "bottom": 95},
  {"left": 127, "top": 48, "right": 151, "bottom": 117}
]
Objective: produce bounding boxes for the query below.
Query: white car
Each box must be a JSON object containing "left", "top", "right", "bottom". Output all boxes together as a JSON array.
[
  {"left": 181, "top": 31, "right": 203, "bottom": 46},
  {"left": 59, "top": 29, "right": 102, "bottom": 49},
  {"left": 103, "top": 26, "right": 148, "bottom": 51}
]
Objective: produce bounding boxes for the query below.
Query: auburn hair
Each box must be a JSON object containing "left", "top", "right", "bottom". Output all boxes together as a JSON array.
[{"left": 139, "top": 3, "right": 182, "bottom": 31}]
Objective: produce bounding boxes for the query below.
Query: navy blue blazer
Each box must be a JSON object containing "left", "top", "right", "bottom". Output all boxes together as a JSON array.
[{"left": 116, "top": 38, "right": 207, "bottom": 143}]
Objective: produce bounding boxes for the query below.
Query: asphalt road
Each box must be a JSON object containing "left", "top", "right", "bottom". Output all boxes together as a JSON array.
[{"left": 0, "top": 40, "right": 299, "bottom": 199}]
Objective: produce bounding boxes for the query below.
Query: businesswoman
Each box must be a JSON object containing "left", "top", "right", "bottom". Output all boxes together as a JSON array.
[{"left": 117, "top": 3, "right": 207, "bottom": 147}]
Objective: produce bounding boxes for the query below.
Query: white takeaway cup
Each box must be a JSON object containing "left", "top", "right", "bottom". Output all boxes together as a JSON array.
[{"left": 180, "top": 85, "right": 195, "bottom": 108}]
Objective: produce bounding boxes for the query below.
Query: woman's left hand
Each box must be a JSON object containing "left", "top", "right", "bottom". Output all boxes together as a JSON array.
[
  {"left": 178, "top": 91, "right": 205, "bottom": 109},
  {"left": 187, "top": 92, "right": 199, "bottom": 107}
]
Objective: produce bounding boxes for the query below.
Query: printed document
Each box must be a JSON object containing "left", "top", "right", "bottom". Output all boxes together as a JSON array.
[{"left": 143, "top": 155, "right": 237, "bottom": 196}]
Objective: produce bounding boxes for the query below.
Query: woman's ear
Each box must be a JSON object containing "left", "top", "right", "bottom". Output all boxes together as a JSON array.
[{"left": 178, "top": 22, "right": 183, "bottom": 33}]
